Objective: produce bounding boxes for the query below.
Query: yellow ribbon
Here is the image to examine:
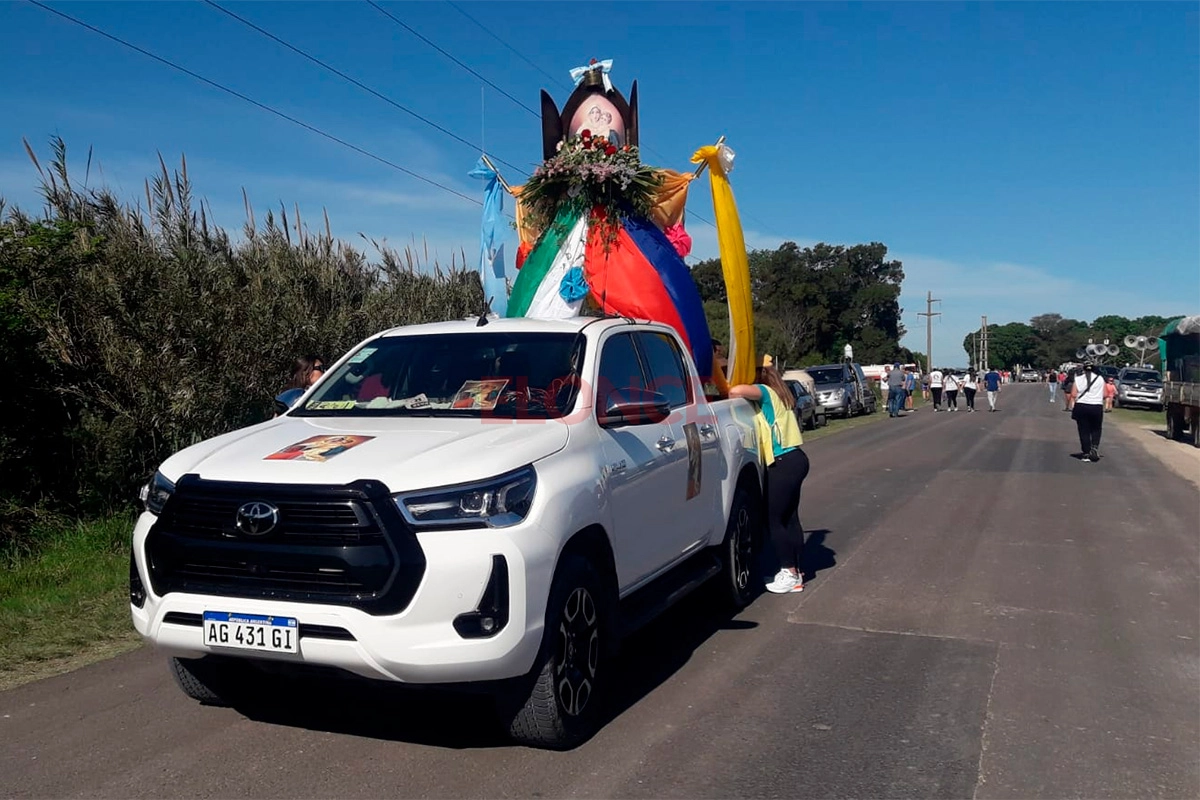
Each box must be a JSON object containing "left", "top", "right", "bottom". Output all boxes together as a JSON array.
[{"left": 691, "top": 144, "right": 755, "bottom": 389}]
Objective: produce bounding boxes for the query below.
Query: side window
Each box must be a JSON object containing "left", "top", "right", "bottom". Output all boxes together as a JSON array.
[
  {"left": 596, "top": 334, "right": 646, "bottom": 413},
  {"left": 636, "top": 332, "right": 691, "bottom": 409}
]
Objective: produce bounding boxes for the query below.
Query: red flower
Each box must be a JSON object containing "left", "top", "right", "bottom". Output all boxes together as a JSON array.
[
  {"left": 580, "top": 129, "right": 592, "bottom": 139},
  {"left": 604, "top": 144, "right": 617, "bottom": 155},
  {"left": 582, "top": 138, "right": 593, "bottom": 149}
]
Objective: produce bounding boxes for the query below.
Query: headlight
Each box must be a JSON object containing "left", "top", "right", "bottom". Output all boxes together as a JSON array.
[
  {"left": 831, "top": 388, "right": 846, "bottom": 399},
  {"left": 395, "top": 467, "right": 536, "bottom": 530},
  {"left": 138, "top": 471, "right": 175, "bottom": 515}
]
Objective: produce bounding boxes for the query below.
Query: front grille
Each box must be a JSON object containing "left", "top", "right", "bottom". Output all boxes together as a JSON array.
[
  {"left": 147, "top": 476, "right": 425, "bottom": 615},
  {"left": 160, "top": 493, "right": 380, "bottom": 545}
]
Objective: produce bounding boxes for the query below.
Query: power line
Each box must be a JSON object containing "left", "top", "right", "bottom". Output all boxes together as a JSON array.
[
  {"left": 26, "top": 0, "right": 482, "bottom": 207},
  {"left": 444, "top": 1, "right": 570, "bottom": 92},
  {"left": 366, "top": 0, "right": 539, "bottom": 118},
  {"left": 202, "top": 0, "right": 527, "bottom": 176}
]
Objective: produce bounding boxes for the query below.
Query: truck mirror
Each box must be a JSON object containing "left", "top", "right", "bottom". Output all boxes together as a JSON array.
[{"left": 598, "top": 390, "right": 671, "bottom": 427}]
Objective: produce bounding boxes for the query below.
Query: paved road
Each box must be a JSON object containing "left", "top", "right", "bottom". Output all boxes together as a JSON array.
[{"left": 3, "top": 385, "right": 1198, "bottom": 799}]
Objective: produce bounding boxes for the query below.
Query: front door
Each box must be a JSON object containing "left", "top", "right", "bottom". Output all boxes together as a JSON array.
[{"left": 594, "top": 332, "right": 690, "bottom": 590}]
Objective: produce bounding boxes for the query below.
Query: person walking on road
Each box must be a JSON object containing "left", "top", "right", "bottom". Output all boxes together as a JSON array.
[
  {"left": 963, "top": 371, "right": 978, "bottom": 412},
  {"left": 904, "top": 368, "right": 917, "bottom": 411},
  {"left": 1071, "top": 364, "right": 1106, "bottom": 462},
  {"left": 984, "top": 366, "right": 1002, "bottom": 411},
  {"left": 944, "top": 371, "right": 961, "bottom": 411},
  {"left": 729, "top": 365, "right": 810, "bottom": 593},
  {"left": 887, "top": 362, "right": 906, "bottom": 417},
  {"left": 929, "top": 367, "right": 944, "bottom": 411},
  {"left": 1048, "top": 370, "right": 1059, "bottom": 403}
]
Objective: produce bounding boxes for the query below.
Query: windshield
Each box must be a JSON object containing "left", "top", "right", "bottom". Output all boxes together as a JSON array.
[
  {"left": 1121, "top": 370, "right": 1160, "bottom": 382},
  {"left": 807, "top": 367, "right": 846, "bottom": 385},
  {"left": 293, "top": 332, "right": 584, "bottom": 418}
]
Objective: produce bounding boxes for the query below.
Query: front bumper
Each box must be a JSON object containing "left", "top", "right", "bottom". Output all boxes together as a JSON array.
[
  {"left": 130, "top": 508, "right": 557, "bottom": 684},
  {"left": 815, "top": 393, "right": 847, "bottom": 414},
  {"left": 1118, "top": 389, "right": 1162, "bottom": 407}
]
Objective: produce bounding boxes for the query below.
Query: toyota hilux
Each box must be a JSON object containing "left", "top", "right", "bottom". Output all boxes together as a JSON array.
[{"left": 130, "top": 317, "right": 763, "bottom": 749}]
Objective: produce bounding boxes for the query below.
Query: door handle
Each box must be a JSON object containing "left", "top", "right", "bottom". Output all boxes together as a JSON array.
[
  {"left": 656, "top": 436, "right": 676, "bottom": 451},
  {"left": 699, "top": 424, "right": 716, "bottom": 438}
]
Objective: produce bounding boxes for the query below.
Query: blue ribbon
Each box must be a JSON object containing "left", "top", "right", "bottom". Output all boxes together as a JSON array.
[
  {"left": 569, "top": 59, "right": 614, "bottom": 92},
  {"left": 468, "top": 157, "right": 507, "bottom": 316},
  {"left": 559, "top": 266, "right": 590, "bottom": 303}
]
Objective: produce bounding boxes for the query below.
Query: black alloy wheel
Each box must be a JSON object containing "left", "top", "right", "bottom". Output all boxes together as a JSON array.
[
  {"left": 721, "top": 484, "right": 758, "bottom": 609},
  {"left": 503, "top": 554, "right": 614, "bottom": 749}
]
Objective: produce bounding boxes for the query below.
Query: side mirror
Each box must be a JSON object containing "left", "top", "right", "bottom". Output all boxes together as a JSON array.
[{"left": 598, "top": 390, "right": 671, "bottom": 427}]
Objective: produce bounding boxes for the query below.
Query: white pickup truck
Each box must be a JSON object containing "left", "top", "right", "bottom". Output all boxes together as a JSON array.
[{"left": 130, "top": 317, "right": 763, "bottom": 748}]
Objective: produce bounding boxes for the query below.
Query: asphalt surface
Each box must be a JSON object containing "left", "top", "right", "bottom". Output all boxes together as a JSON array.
[{"left": 3, "top": 385, "right": 1198, "bottom": 799}]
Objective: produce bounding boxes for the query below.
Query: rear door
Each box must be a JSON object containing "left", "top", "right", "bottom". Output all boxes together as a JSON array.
[
  {"left": 636, "top": 330, "right": 721, "bottom": 557},
  {"left": 594, "top": 332, "right": 690, "bottom": 589}
]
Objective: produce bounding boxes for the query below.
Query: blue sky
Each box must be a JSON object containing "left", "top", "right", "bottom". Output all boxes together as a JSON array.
[{"left": 1, "top": 1, "right": 1196, "bottom": 364}]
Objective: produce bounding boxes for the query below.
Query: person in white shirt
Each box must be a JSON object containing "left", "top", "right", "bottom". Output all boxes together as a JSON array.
[
  {"left": 928, "top": 368, "right": 944, "bottom": 411},
  {"left": 1071, "top": 363, "right": 1107, "bottom": 462},
  {"left": 944, "top": 372, "right": 960, "bottom": 411},
  {"left": 963, "top": 371, "right": 978, "bottom": 412}
]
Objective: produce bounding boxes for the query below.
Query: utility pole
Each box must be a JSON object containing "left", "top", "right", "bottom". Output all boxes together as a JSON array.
[
  {"left": 917, "top": 290, "right": 941, "bottom": 373},
  {"left": 981, "top": 315, "right": 989, "bottom": 371}
]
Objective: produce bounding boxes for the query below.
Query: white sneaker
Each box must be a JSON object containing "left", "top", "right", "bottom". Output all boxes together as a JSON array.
[{"left": 765, "top": 569, "right": 800, "bottom": 594}]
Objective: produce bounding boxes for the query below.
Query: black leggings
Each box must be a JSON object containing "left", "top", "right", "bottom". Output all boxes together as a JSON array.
[
  {"left": 1073, "top": 403, "right": 1103, "bottom": 454},
  {"left": 964, "top": 387, "right": 976, "bottom": 409},
  {"left": 946, "top": 389, "right": 958, "bottom": 408},
  {"left": 766, "top": 448, "right": 810, "bottom": 573},
  {"left": 932, "top": 387, "right": 943, "bottom": 408}
]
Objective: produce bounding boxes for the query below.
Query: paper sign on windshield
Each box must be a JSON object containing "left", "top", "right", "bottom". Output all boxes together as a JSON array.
[
  {"left": 451, "top": 379, "right": 508, "bottom": 410},
  {"left": 265, "top": 435, "right": 375, "bottom": 462}
]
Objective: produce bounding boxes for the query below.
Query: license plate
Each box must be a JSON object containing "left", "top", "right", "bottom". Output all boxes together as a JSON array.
[{"left": 202, "top": 611, "right": 299, "bottom": 654}]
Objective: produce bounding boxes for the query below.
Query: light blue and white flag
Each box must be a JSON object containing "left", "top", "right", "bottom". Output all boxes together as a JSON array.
[{"left": 468, "top": 157, "right": 507, "bottom": 316}]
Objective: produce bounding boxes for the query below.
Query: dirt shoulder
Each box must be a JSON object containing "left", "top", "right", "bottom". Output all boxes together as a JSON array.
[{"left": 1109, "top": 413, "right": 1200, "bottom": 489}]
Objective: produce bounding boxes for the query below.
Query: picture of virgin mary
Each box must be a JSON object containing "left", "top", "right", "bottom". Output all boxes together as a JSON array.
[{"left": 570, "top": 95, "right": 625, "bottom": 147}]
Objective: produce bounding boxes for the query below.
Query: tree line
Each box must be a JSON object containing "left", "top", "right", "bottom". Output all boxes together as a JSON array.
[
  {"left": 0, "top": 139, "right": 483, "bottom": 550},
  {"left": 691, "top": 241, "right": 914, "bottom": 368},
  {"left": 961, "top": 313, "right": 1181, "bottom": 371}
]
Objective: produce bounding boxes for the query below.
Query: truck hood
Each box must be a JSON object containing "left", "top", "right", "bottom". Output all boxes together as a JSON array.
[{"left": 157, "top": 416, "right": 570, "bottom": 493}]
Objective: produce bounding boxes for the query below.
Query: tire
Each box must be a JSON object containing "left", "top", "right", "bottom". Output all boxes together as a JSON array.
[
  {"left": 502, "top": 554, "right": 616, "bottom": 750},
  {"left": 719, "top": 483, "right": 759, "bottom": 610},
  {"left": 818, "top": 412, "right": 827, "bottom": 428},
  {"left": 169, "top": 656, "right": 251, "bottom": 706},
  {"left": 803, "top": 411, "right": 816, "bottom": 431},
  {"left": 1167, "top": 404, "right": 1184, "bottom": 441}
]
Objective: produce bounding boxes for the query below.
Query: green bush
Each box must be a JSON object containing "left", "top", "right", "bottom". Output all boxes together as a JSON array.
[{"left": 0, "top": 138, "right": 483, "bottom": 539}]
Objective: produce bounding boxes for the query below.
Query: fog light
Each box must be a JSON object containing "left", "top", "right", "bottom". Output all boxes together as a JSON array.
[{"left": 453, "top": 555, "right": 509, "bottom": 639}]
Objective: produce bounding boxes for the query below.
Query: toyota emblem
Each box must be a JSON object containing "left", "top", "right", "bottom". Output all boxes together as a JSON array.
[{"left": 235, "top": 501, "right": 279, "bottom": 536}]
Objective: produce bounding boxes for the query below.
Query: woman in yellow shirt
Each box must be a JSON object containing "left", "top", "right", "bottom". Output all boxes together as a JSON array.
[{"left": 730, "top": 364, "right": 811, "bottom": 593}]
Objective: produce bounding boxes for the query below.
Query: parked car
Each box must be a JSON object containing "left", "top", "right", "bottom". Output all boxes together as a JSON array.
[
  {"left": 806, "top": 362, "right": 876, "bottom": 418},
  {"left": 131, "top": 317, "right": 764, "bottom": 749},
  {"left": 1115, "top": 366, "right": 1164, "bottom": 410},
  {"left": 1097, "top": 364, "right": 1120, "bottom": 381},
  {"left": 784, "top": 379, "right": 827, "bottom": 430},
  {"left": 1018, "top": 369, "right": 1041, "bottom": 382},
  {"left": 782, "top": 368, "right": 817, "bottom": 397}
]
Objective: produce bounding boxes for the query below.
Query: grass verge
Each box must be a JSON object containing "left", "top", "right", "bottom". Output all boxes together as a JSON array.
[
  {"left": 803, "top": 390, "right": 929, "bottom": 442},
  {"left": 0, "top": 514, "right": 141, "bottom": 691},
  {"left": 1108, "top": 405, "right": 1165, "bottom": 430}
]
